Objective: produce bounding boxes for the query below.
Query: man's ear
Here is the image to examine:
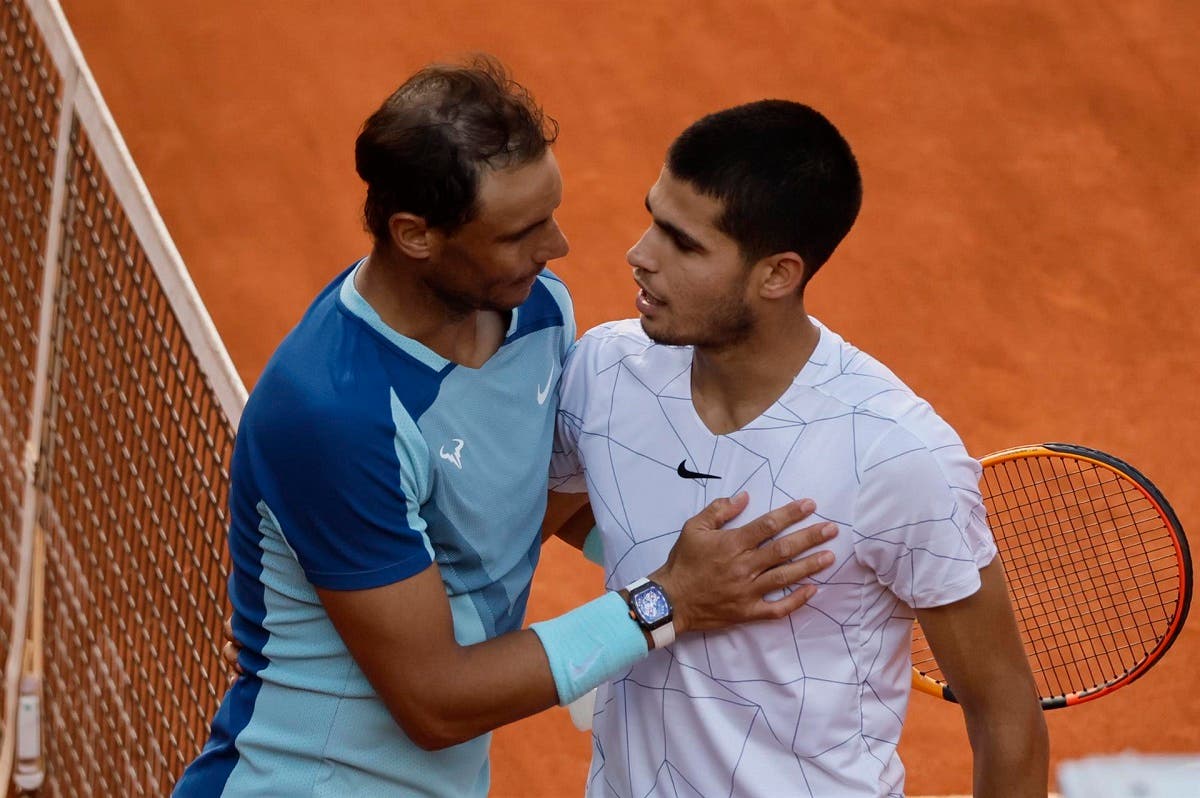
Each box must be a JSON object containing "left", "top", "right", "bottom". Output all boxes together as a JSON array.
[
  {"left": 388, "top": 212, "right": 436, "bottom": 259},
  {"left": 756, "top": 252, "right": 808, "bottom": 298}
]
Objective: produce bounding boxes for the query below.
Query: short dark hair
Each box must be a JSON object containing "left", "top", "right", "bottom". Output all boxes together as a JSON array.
[
  {"left": 355, "top": 55, "right": 558, "bottom": 243},
  {"left": 666, "top": 100, "right": 862, "bottom": 281}
]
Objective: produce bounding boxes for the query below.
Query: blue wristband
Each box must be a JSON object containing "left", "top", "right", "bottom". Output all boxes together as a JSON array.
[
  {"left": 582, "top": 526, "right": 604, "bottom": 565},
  {"left": 531, "top": 591, "right": 648, "bottom": 705}
]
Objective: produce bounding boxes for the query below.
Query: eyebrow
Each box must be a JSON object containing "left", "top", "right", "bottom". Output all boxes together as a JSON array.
[
  {"left": 496, "top": 216, "right": 550, "bottom": 243},
  {"left": 644, "top": 195, "right": 707, "bottom": 253}
]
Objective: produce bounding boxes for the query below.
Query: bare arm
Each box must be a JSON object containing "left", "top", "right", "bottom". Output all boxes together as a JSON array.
[
  {"left": 318, "top": 564, "right": 557, "bottom": 750},
  {"left": 321, "top": 493, "right": 836, "bottom": 750},
  {"left": 223, "top": 491, "right": 598, "bottom": 682},
  {"left": 914, "top": 559, "right": 1049, "bottom": 798}
]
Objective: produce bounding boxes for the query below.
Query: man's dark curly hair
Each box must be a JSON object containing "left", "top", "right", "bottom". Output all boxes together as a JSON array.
[{"left": 355, "top": 55, "right": 559, "bottom": 244}]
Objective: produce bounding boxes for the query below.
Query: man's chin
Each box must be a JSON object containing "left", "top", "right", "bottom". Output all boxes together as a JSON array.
[
  {"left": 639, "top": 317, "right": 685, "bottom": 346},
  {"left": 640, "top": 316, "right": 756, "bottom": 349},
  {"left": 486, "top": 284, "right": 536, "bottom": 313}
]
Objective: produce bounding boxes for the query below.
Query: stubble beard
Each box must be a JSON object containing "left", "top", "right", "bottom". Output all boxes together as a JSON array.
[
  {"left": 429, "top": 277, "right": 527, "bottom": 320},
  {"left": 641, "top": 296, "right": 755, "bottom": 350}
]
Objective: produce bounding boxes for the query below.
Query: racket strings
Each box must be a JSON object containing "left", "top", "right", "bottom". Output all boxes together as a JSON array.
[
  {"left": 912, "top": 452, "right": 1183, "bottom": 702},
  {"left": 999, "top": 457, "right": 1175, "bottom": 697}
]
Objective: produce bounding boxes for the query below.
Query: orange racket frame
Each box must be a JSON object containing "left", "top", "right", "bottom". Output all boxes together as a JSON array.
[{"left": 911, "top": 443, "right": 1192, "bottom": 710}]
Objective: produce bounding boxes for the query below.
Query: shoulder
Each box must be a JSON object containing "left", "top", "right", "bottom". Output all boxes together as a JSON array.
[
  {"left": 563, "top": 320, "right": 687, "bottom": 388},
  {"left": 558, "top": 321, "right": 691, "bottom": 416},
  {"left": 533, "top": 269, "right": 574, "bottom": 319},
  {"left": 251, "top": 336, "right": 400, "bottom": 437},
  {"left": 498, "top": 269, "right": 576, "bottom": 355},
  {"left": 513, "top": 269, "right": 574, "bottom": 330},
  {"left": 239, "top": 350, "right": 434, "bottom": 534},
  {"left": 536, "top": 268, "right": 573, "bottom": 306},
  {"left": 805, "top": 322, "right": 967, "bottom": 459},
  {"left": 244, "top": 305, "right": 432, "bottom": 477},
  {"left": 571, "top": 319, "right": 685, "bottom": 370},
  {"left": 803, "top": 323, "right": 918, "bottom": 415},
  {"left": 789, "top": 323, "right": 976, "bottom": 491}
]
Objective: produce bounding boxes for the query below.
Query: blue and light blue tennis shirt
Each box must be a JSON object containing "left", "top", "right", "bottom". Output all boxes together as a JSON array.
[{"left": 174, "top": 260, "right": 575, "bottom": 797}]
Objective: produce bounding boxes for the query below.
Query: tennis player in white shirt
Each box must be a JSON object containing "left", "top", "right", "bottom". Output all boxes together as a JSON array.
[{"left": 550, "top": 100, "right": 1049, "bottom": 798}]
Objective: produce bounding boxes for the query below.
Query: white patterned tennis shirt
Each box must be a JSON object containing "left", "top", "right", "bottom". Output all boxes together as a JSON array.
[{"left": 550, "top": 318, "right": 997, "bottom": 798}]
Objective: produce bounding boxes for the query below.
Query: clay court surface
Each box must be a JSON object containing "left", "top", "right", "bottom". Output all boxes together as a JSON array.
[{"left": 57, "top": 1, "right": 1199, "bottom": 794}]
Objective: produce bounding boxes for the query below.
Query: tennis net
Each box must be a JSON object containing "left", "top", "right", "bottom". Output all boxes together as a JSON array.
[{"left": 1, "top": 0, "right": 246, "bottom": 794}]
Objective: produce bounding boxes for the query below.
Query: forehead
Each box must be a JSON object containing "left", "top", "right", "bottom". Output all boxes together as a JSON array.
[
  {"left": 646, "top": 167, "right": 726, "bottom": 236},
  {"left": 472, "top": 150, "right": 563, "bottom": 229}
]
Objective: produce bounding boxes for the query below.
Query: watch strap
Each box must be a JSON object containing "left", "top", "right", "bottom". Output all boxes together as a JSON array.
[
  {"left": 623, "top": 577, "right": 676, "bottom": 649},
  {"left": 649, "top": 619, "right": 676, "bottom": 649},
  {"left": 626, "top": 576, "right": 650, "bottom": 592}
]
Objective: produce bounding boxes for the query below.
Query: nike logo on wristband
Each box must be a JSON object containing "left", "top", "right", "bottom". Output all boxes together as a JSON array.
[
  {"left": 568, "top": 648, "right": 604, "bottom": 680},
  {"left": 677, "top": 460, "right": 720, "bottom": 480}
]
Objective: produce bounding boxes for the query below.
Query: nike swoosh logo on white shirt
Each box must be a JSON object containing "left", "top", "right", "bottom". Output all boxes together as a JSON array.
[{"left": 537, "top": 364, "right": 555, "bottom": 405}]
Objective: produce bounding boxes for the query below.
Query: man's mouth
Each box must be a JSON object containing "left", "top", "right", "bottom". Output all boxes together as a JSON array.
[{"left": 637, "top": 285, "right": 665, "bottom": 306}]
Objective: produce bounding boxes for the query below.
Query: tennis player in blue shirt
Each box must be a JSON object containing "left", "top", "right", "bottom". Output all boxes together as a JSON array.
[{"left": 175, "top": 56, "right": 836, "bottom": 797}]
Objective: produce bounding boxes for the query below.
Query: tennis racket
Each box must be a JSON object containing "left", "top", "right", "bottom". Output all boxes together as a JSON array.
[{"left": 911, "top": 443, "right": 1192, "bottom": 710}]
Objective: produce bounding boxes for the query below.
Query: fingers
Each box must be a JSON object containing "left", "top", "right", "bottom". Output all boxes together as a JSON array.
[
  {"left": 222, "top": 640, "right": 241, "bottom": 684},
  {"left": 734, "top": 499, "right": 817, "bottom": 547},
  {"left": 745, "top": 525, "right": 838, "bottom": 621},
  {"left": 748, "top": 583, "right": 820, "bottom": 621},
  {"left": 758, "top": 548, "right": 836, "bottom": 591},
  {"left": 222, "top": 640, "right": 240, "bottom": 671},
  {"left": 687, "top": 491, "right": 751, "bottom": 532},
  {"left": 221, "top": 615, "right": 244, "bottom": 679},
  {"left": 660, "top": 495, "right": 836, "bottom": 634},
  {"left": 750, "top": 521, "right": 837, "bottom": 574}
]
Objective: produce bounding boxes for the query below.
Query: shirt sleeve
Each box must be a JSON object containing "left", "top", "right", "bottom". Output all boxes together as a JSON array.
[
  {"left": 245, "top": 383, "right": 434, "bottom": 592},
  {"left": 550, "top": 336, "right": 588, "bottom": 494},
  {"left": 851, "top": 423, "right": 997, "bottom": 609}
]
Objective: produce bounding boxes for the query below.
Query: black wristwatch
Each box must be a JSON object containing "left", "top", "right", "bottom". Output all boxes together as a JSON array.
[{"left": 623, "top": 577, "right": 676, "bottom": 649}]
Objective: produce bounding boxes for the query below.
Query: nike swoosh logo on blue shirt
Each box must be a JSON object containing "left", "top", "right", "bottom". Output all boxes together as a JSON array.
[{"left": 537, "top": 364, "right": 555, "bottom": 405}]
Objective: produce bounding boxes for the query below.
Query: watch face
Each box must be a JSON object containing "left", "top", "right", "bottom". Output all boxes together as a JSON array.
[{"left": 633, "top": 586, "right": 670, "bottom": 625}]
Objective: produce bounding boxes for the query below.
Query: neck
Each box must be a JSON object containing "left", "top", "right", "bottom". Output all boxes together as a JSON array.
[
  {"left": 690, "top": 308, "right": 819, "bottom": 435},
  {"left": 355, "top": 248, "right": 504, "bottom": 367}
]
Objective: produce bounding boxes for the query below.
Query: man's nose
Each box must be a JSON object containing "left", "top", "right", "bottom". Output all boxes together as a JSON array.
[{"left": 626, "top": 234, "right": 654, "bottom": 271}]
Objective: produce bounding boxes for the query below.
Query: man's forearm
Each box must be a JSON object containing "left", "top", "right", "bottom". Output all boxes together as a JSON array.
[
  {"left": 320, "top": 496, "right": 835, "bottom": 751},
  {"left": 967, "top": 710, "right": 1050, "bottom": 798}
]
